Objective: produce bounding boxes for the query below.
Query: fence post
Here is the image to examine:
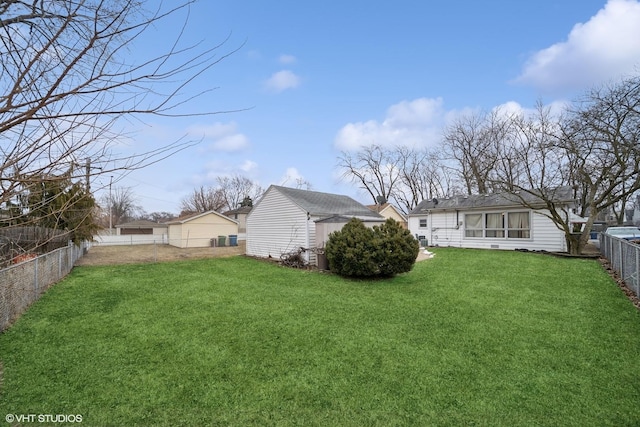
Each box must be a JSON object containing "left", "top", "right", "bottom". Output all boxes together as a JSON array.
[
  {"left": 636, "top": 246, "right": 640, "bottom": 296},
  {"left": 34, "top": 255, "right": 39, "bottom": 292},
  {"left": 618, "top": 239, "right": 623, "bottom": 273},
  {"left": 58, "top": 247, "right": 63, "bottom": 279}
]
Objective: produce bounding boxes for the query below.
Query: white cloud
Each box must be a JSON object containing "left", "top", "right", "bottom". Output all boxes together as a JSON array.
[
  {"left": 334, "top": 97, "right": 445, "bottom": 151},
  {"left": 240, "top": 160, "right": 258, "bottom": 173},
  {"left": 515, "top": 0, "right": 640, "bottom": 92},
  {"left": 278, "top": 54, "right": 297, "bottom": 64},
  {"left": 279, "top": 167, "right": 304, "bottom": 186},
  {"left": 211, "top": 134, "right": 250, "bottom": 151},
  {"left": 492, "top": 100, "right": 570, "bottom": 120},
  {"left": 187, "top": 122, "right": 249, "bottom": 152},
  {"left": 264, "top": 70, "right": 301, "bottom": 93}
]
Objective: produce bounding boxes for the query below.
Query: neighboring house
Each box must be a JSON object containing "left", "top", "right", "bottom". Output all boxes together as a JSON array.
[
  {"left": 222, "top": 206, "right": 252, "bottom": 239},
  {"left": 631, "top": 195, "right": 640, "bottom": 226},
  {"left": 115, "top": 220, "right": 168, "bottom": 236},
  {"left": 408, "top": 188, "right": 576, "bottom": 252},
  {"left": 366, "top": 203, "right": 408, "bottom": 228},
  {"left": 246, "top": 185, "right": 384, "bottom": 265},
  {"left": 166, "top": 211, "right": 238, "bottom": 248}
]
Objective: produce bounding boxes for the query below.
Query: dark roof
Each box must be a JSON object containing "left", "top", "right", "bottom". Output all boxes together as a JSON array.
[
  {"left": 165, "top": 210, "right": 238, "bottom": 225},
  {"left": 270, "top": 185, "right": 382, "bottom": 219},
  {"left": 223, "top": 206, "right": 252, "bottom": 215},
  {"left": 315, "top": 215, "right": 385, "bottom": 224},
  {"left": 115, "top": 220, "right": 167, "bottom": 228},
  {"left": 409, "top": 187, "right": 575, "bottom": 215}
]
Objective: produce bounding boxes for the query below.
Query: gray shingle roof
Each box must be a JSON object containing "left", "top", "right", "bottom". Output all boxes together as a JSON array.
[
  {"left": 272, "top": 185, "right": 382, "bottom": 219},
  {"left": 409, "top": 187, "right": 575, "bottom": 215}
]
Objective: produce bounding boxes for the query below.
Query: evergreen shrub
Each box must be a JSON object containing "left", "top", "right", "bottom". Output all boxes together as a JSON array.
[{"left": 325, "top": 218, "right": 419, "bottom": 278}]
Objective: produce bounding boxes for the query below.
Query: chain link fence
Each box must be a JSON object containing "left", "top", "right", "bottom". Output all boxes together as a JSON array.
[
  {"left": 599, "top": 233, "right": 640, "bottom": 298},
  {"left": 0, "top": 241, "right": 88, "bottom": 332}
]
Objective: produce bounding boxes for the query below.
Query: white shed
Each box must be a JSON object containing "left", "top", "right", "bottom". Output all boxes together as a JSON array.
[
  {"left": 408, "top": 188, "right": 576, "bottom": 252},
  {"left": 246, "top": 185, "right": 384, "bottom": 265},
  {"left": 166, "top": 211, "right": 238, "bottom": 248}
]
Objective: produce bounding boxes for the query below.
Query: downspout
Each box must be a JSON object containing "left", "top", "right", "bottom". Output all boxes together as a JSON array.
[
  {"left": 428, "top": 210, "right": 433, "bottom": 246},
  {"left": 306, "top": 212, "right": 310, "bottom": 264}
]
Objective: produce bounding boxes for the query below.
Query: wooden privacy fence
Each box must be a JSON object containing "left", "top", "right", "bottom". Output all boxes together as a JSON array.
[
  {"left": 0, "top": 241, "right": 88, "bottom": 332},
  {"left": 599, "top": 233, "right": 640, "bottom": 298}
]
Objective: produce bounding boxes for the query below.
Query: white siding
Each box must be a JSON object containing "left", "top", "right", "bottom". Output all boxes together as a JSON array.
[
  {"left": 315, "top": 219, "right": 385, "bottom": 250},
  {"left": 408, "top": 216, "right": 426, "bottom": 239},
  {"left": 430, "top": 211, "right": 463, "bottom": 247},
  {"left": 409, "top": 208, "right": 567, "bottom": 252},
  {"left": 246, "top": 188, "right": 318, "bottom": 264},
  {"left": 168, "top": 224, "right": 182, "bottom": 248}
]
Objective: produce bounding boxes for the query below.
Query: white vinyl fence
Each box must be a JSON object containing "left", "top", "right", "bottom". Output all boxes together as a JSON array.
[
  {"left": 599, "top": 233, "right": 640, "bottom": 298},
  {"left": 93, "top": 233, "right": 245, "bottom": 248},
  {"left": 0, "top": 241, "right": 88, "bottom": 332},
  {"left": 93, "top": 234, "right": 168, "bottom": 246}
]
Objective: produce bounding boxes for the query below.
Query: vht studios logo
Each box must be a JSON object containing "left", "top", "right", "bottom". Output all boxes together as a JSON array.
[{"left": 5, "top": 414, "right": 83, "bottom": 423}]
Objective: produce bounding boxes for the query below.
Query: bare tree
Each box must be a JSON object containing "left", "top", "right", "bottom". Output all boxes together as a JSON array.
[
  {"left": 138, "top": 211, "right": 176, "bottom": 223},
  {"left": 338, "top": 145, "right": 401, "bottom": 204},
  {"left": 0, "top": 0, "right": 241, "bottom": 242},
  {"left": 393, "top": 146, "right": 455, "bottom": 213},
  {"left": 180, "top": 186, "right": 226, "bottom": 215},
  {"left": 490, "top": 77, "right": 640, "bottom": 254},
  {"left": 217, "top": 174, "right": 264, "bottom": 210},
  {"left": 561, "top": 75, "right": 640, "bottom": 249},
  {"left": 100, "top": 186, "right": 142, "bottom": 227},
  {"left": 181, "top": 175, "right": 263, "bottom": 215},
  {"left": 442, "top": 109, "right": 512, "bottom": 194}
]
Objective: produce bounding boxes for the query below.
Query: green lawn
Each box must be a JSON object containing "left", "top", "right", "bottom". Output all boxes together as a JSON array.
[{"left": 1, "top": 248, "right": 639, "bottom": 426}]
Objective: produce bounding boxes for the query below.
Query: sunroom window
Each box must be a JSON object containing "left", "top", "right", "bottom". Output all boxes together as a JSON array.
[
  {"left": 485, "top": 213, "right": 505, "bottom": 237},
  {"left": 507, "top": 212, "right": 530, "bottom": 238},
  {"left": 465, "top": 213, "right": 483, "bottom": 237},
  {"left": 464, "top": 211, "right": 531, "bottom": 239}
]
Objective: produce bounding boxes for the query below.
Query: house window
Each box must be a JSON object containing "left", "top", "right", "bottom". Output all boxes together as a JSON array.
[
  {"left": 464, "top": 211, "right": 531, "bottom": 239},
  {"left": 485, "top": 213, "right": 505, "bottom": 238},
  {"left": 465, "top": 214, "right": 483, "bottom": 237},
  {"left": 419, "top": 218, "right": 427, "bottom": 228},
  {"left": 507, "top": 212, "right": 530, "bottom": 238}
]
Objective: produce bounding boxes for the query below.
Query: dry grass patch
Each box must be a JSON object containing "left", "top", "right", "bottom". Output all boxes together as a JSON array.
[{"left": 75, "top": 241, "right": 245, "bottom": 266}]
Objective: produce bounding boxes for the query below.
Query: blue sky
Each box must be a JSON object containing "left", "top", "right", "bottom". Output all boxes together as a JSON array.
[{"left": 102, "top": 0, "right": 640, "bottom": 213}]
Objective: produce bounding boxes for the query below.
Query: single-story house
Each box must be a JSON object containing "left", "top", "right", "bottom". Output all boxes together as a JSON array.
[
  {"left": 115, "top": 220, "right": 167, "bottom": 236},
  {"left": 166, "top": 211, "right": 238, "bottom": 248},
  {"left": 366, "top": 202, "right": 408, "bottom": 228},
  {"left": 246, "top": 185, "right": 384, "bottom": 265},
  {"left": 408, "top": 187, "right": 576, "bottom": 252}
]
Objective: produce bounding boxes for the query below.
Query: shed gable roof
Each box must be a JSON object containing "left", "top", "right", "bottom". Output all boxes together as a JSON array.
[
  {"left": 409, "top": 187, "right": 575, "bottom": 215},
  {"left": 268, "top": 185, "right": 382, "bottom": 219},
  {"left": 165, "top": 210, "right": 238, "bottom": 225}
]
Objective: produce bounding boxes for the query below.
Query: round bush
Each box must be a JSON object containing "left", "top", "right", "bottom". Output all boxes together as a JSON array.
[{"left": 325, "top": 218, "right": 419, "bottom": 278}]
